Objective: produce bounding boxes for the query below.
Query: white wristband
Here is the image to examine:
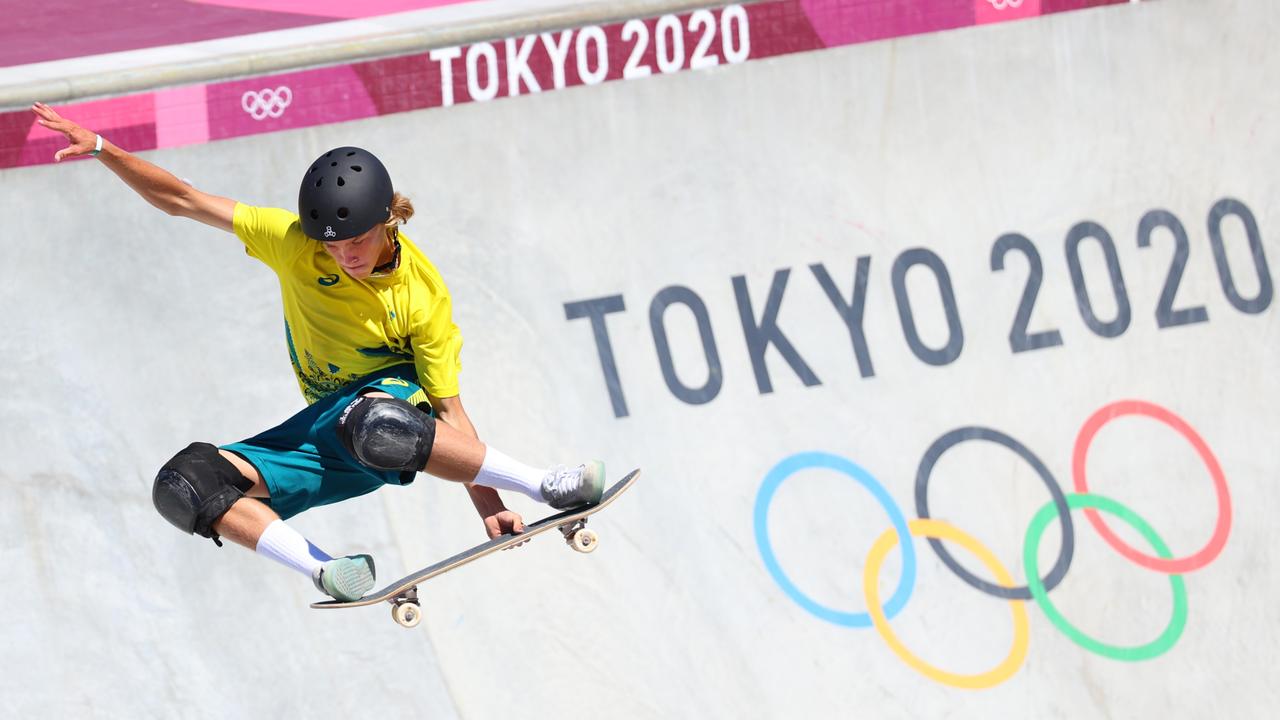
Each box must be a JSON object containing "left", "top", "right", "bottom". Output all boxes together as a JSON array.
[{"left": 90, "top": 134, "right": 103, "bottom": 156}]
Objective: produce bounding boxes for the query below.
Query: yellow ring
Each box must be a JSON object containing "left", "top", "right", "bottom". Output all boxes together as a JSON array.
[{"left": 863, "top": 518, "right": 1030, "bottom": 689}]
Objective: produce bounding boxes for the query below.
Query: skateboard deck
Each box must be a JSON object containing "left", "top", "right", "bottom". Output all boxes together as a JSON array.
[{"left": 311, "top": 468, "right": 639, "bottom": 627}]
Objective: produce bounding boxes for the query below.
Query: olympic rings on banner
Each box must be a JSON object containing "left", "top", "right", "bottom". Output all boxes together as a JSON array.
[
  {"left": 1024, "top": 493, "right": 1187, "bottom": 661},
  {"left": 1073, "top": 400, "right": 1232, "bottom": 573},
  {"left": 864, "top": 519, "right": 1029, "bottom": 689},
  {"left": 754, "top": 399, "right": 1230, "bottom": 689},
  {"left": 241, "top": 86, "right": 293, "bottom": 121},
  {"left": 754, "top": 451, "right": 916, "bottom": 628},
  {"left": 916, "top": 427, "right": 1074, "bottom": 600}
]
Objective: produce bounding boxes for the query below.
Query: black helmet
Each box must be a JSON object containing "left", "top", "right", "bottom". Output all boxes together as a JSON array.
[{"left": 298, "top": 146, "right": 393, "bottom": 241}]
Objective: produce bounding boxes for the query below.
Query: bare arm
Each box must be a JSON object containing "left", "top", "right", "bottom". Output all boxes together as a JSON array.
[
  {"left": 32, "top": 102, "right": 237, "bottom": 232},
  {"left": 432, "top": 394, "right": 499, "bottom": 514},
  {"left": 432, "top": 394, "right": 478, "bottom": 440},
  {"left": 431, "top": 393, "right": 527, "bottom": 541}
]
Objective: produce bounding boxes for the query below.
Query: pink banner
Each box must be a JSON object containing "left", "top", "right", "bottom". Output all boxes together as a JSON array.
[{"left": 2, "top": 0, "right": 1136, "bottom": 169}]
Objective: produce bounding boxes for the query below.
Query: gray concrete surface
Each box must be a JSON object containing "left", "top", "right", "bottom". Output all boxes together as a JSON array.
[{"left": 1, "top": 0, "right": 1277, "bottom": 717}]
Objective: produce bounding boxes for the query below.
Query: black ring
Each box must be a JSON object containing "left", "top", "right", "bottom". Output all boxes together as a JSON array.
[{"left": 915, "top": 427, "right": 1074, "bottom": 600}]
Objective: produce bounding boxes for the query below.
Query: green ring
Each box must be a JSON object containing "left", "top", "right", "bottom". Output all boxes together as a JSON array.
[{"left": 1024, "top": 493, "right": 1188, "bottom": 661}]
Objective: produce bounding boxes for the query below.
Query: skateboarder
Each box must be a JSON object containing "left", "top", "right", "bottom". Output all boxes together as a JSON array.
[{"left": 33, "top": 102, "right": 605, "bottom": 603}]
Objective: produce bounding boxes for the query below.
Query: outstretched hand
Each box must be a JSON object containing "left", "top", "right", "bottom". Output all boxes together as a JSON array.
[
  {"left": 484, "top": 509, "right": 528, "bottom": 549},
  {"left": 31, "top": 102, "right": 98, "bottom": 162}
]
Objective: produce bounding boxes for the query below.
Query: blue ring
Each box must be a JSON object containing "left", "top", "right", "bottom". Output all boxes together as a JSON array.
[{"left": 753, "top": 451, "right": 917, "bottom": 628}]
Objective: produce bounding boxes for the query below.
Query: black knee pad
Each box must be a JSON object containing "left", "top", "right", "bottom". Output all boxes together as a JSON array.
[
  {"left": 153, "top": 442, "right": 252, "bottom": 546},
  {"left": 336, "top": 395, "right": 436, "bottom": 472}
]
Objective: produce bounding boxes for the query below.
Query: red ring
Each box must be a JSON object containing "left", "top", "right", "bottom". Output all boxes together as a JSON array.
[{"left": 1072, "top": 400, "right": 1231, "bottom": 573}]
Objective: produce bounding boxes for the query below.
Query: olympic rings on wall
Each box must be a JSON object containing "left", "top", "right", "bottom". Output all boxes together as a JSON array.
[
  {"left": 864, "top": 518, "right": 1030, "bottom": 689},
  {"left": 754, "top": 452, "right": 916, "bottom": 628},
  {"left": 754, "top": 399, "right": 1231, "bottom": 689},
  {"left": 1024, "top": 493, "right": 1187, "bottom": 661},
  {"left": 916, "top": 427, "right": 1074, "bottom": 601},
  {"left": 1073, "top": 400, "right": 1231, "bottom": 573}
]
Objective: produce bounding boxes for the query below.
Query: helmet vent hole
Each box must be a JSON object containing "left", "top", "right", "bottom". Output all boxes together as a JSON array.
[
  {"left": 337, "top": 207, "right": 350, "bottom": 219},
  {"left": 352, "top": 165, "right": 362, "bottom": 172},
  {"left": 330, "top": 161, "right": 338, "bottom": 167},
  {"left": 337, "top": 177, "right": 345, "bottom": 187},
  {"left": 315, "top": 178, "right": 323, "bottom": 187},
  {"left": 309, "top": 210, "right": 319, "bottom": 219},
  {"left": 346, "top": 151, "right": 356, "bottom": 156}
]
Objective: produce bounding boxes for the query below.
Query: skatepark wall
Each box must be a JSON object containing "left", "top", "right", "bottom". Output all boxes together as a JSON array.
[{"left": 1, "top": 0, "right": 1277, "bottom": 717}]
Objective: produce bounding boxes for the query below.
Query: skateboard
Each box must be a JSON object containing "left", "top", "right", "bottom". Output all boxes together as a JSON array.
[{"left": 311, "top": 468, "right": 639, "bottom": 627}]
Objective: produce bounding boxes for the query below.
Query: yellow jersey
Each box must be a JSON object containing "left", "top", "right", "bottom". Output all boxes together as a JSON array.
[{"left": 233, "top": 203, "right": 463, "bottom": 405}]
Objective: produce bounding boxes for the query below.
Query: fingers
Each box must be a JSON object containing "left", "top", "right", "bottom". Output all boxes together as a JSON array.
[
  {"left": 31, "top": 102, "right": 63, "bottom": 126},
  {"left": 52, "top": 141, "right": 91, "bottom": 163},
  {"left": 488, "top": 510, "right": 528, "bottom": 549},
  {"left": 500, "top": 522, "right": 528, "bottom": 550},
  {"left": 505, "top": 517, "right": 526, "bottom": 548},
  {"left": 32, "top": 102, "right": 93, "bottom": 163},
  {"left": 510, "top": 515, "right": 526, "bottom": 547},
  {"left": 31, "top": 101, "right": 78, "bottom": 137},
  {"left": 33, "top": 101, "right": 63, "bottom": 119}
]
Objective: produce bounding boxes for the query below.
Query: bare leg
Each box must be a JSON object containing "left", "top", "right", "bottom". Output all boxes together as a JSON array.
[
  {"left": 213, "top": 498, "right": 281, "bottom": 550},
  {"left": 423, "top": 417, "right": 485, "bottom": 481},
  {"left": 207, "top": 448, "right": 362, "bottom": 595},
  {"left": 211, "top": 449, "right": 279, "bottom": 550}
]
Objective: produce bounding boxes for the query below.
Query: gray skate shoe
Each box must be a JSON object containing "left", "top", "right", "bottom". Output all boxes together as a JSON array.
[
  {"left": 312, "top": 554, "right": 376, "bottom": 602},
  {"left": 540, "top": 461, "right": 605, "bottom": 509}
]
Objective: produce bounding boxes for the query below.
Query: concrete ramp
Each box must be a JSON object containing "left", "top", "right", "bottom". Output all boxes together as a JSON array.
[{"left": 1, "top": 0, "right": 1276, "bottom": 716}]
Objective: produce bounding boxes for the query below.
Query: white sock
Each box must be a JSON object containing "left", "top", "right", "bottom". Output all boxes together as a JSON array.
[
  {"left": 255, "top": 519, "right": 333, "bottom": 577},
  {"left": 473, "top": 446, "right": 547, "bottom": 502}
]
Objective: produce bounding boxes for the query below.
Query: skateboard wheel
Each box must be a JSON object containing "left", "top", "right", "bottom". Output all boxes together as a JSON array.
[
  {"left": 392, "top": 602, "right": 422, "bottom": 628},
  {"left": 570, "top": 528, "right": 599, "bottom": 553}
]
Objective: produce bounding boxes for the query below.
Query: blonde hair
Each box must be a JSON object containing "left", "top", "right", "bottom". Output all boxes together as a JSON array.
[{"left": 384, "top": 192, "right": 414, "bottom": 233}]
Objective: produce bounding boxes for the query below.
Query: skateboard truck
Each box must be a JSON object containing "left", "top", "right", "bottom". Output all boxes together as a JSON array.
[
  {"left": 390, "top": 587, "right": 422, "bottom": 628},
  {"left": 559, "top": 519, "right": 599, "bottom": 553}
]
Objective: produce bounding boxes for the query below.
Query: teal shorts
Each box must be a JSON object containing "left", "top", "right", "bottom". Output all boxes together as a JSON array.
[{"left": 222, "top": 364, "right": 432, "bottom": 520}]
